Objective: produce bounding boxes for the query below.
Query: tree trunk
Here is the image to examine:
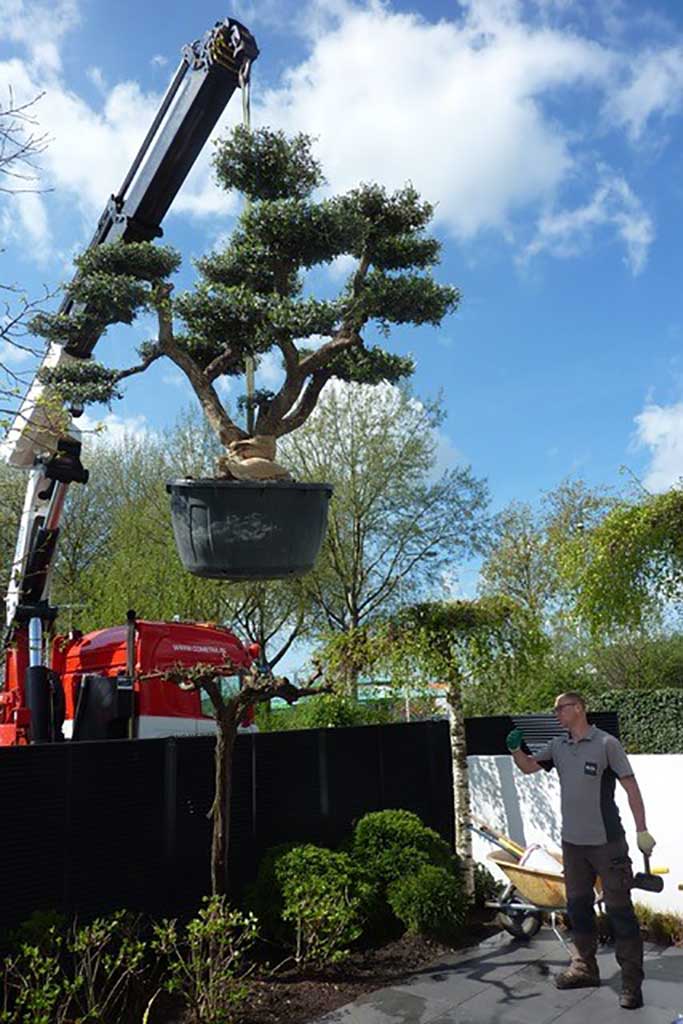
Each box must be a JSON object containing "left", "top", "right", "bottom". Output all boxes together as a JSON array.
[
  {"left": 446, "top": 675, "right": 475, "bottom": 901},
  {"left": 211, "top": 705, "right": 237, "bottom": 896}
]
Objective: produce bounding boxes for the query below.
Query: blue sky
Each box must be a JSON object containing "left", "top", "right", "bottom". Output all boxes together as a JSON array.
[{"left": 3, "top": 0, "right": 683, "bottom": 520}]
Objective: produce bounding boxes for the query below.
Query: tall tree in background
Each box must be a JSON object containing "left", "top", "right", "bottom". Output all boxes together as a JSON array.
[
  {"left": 559, "top": 486, "right": 683, "bottom": 637},
  {"left": 52, "top": 417, "right": 314, "bottom": 667},
  {"left": 474, "top": 479, "right": 620, "bottom": 713},
  {"left": 376, "top": 597, "right": 540, "bottom": 898},
  {"left": 1, "top": 89, "right": 51, "bottom": 426},
  {"left": 282, "top": 380, "right": 490, "bottom": 694}
]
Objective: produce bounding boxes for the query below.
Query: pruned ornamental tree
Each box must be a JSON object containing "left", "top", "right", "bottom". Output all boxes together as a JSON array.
[
  {"left": 33, "top": 126, "right": 458, "bottom": 480},
  {"left": 149, "top": 659, "right": 330, "bottom": 895}
]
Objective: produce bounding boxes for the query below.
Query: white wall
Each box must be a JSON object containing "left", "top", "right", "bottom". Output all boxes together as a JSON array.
[{"left": 468, "top": 754, "right": 683, "bottom": 914}]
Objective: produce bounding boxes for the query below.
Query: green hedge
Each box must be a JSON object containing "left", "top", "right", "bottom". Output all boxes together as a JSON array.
[{"left": 591, "top": 688, "right": 683, "bottom": 753}]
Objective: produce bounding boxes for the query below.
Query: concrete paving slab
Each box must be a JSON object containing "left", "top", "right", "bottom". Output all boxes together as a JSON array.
[{"left": 313, "top": 930, "right": 683, "bottom": 1024}]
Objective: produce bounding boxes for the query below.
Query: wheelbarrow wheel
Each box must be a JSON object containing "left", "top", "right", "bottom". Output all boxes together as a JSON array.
[{"left": 498, "top": 902, "right": 543, "bottom": 939}]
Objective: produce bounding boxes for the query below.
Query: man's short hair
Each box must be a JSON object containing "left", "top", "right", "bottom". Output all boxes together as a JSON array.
[{"left": 558, "top": 691, "right": 586, "bottom": 709}]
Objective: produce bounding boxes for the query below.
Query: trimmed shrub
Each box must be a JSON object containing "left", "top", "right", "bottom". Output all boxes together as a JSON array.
[
  {"left": 251, "top": 844, "right": 373, "bottom": 965},
  {"left": 387, "top": 864, "right": 468, "bottom": 940},
  {"left": 591, "top": 688, "right": 683, "bottom": 753},
  {"left": 351, "top": 809, "right": 457, "bottom": 889}
]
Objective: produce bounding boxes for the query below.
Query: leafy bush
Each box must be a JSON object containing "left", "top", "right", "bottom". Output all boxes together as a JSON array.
[
  {"left": 247, "top": 842, "right": 299, "bottom": 944},
  {"left": 387, "top": 864, "right": 468, "bottom": 940},
  {"left": 1, "top": 911, "right": 149, "bottom": 1024},
  {"left": 256, "top": 694, "right": 396, "bottom": 731},
  {"left": 261, "top": 844, "right": 373, "bottom": 966},
  {"left": 473, "top": 862, "right": 504, "bottom": 909},
  {"left": 1, "top": 933, "right": 77, "bottom": 1024},
  {"left": 351, "top": 809, "right": 457, "bottom": 889},
  {"left": 633, "top": 902, "right": 683, "bottom": 946},
  {"left": 591, "top": 688, "right": 683, "bottom": 753},
  {"left": 153, "top": 896, "right": 257, "bottom": 1024}
]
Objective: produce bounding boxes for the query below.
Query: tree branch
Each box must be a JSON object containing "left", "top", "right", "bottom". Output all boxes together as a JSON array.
[
  {"left": 275, "top": 369, "right": 331, "bottom": 438},
  {"left": 154, "top": 285, "right": 246, "bottom": 448}
]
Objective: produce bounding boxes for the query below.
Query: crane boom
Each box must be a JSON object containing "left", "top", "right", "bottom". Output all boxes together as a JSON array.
[{"left": 2, "top": 18, "right": 258, "bottom": 643}]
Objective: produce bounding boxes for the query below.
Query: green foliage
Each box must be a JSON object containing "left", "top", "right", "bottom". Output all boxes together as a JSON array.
[
  {"left": 1, "top": 910, "right": 149, "bottom": 1024},
  {"left": 38, "top": 360, "right": 123, "bottom": 405},
  {"left": 387, "top": 864, "right": 468, "bottom": 939},
  {"left": 558, "top": 488, "right": 683, "bottom": 636},
  {"left": 212, "top": 125, "right": 324, "bottom": 201},
  {"left": 252, "top": 844, "right": 372, "bottom": 966},
  {"left": 1, "top": 933, "right": 77, "bottom": 1024},
  {"left": 68, "top": 910, "right": 148, "bottom": 1023},
  {"left": 33, "top": 125, "right": 459, "bottom": 452},
  {"left": 153, "top": 896, "right": 257, "bottom": 1024},
  {"left": 633, "top": 901, "right": 683, "bottom": 946},
  {"left": 268, "top": 692, "right": 395, "bottom": 729},
  {"left": 473, "top": 863, "right": 504, "bottom": 909},
  {"left": 591, "top": 688, "right": 683, "bottom": 753},
  {"left": 75, "top": 239, "right": 181, "bottom": 280},
  {"left": 351, "top": 810, "right": 457, "bottom": 889}
]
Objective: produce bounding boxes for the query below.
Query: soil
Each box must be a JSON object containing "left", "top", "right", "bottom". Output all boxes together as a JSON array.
[{"left": 150, "top": 910, "right": 500, "bottom": 1024}]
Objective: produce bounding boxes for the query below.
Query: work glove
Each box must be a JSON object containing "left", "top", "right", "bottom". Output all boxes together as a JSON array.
[
  {"left": 636, "top": 830, "right": 656, "bottom": 857},
  {"left": 506, "top": 729, "right": 523, "bottom": 752}
]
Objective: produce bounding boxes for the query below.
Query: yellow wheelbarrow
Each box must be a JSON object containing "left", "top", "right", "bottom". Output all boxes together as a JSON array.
[{"left": 470, "top": 820, "right": 588, "bottom": 952}]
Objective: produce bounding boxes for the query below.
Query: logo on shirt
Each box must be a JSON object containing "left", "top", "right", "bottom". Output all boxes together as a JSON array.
[{"left": 584, "top": 760, "right": 598, "bottom": 776}]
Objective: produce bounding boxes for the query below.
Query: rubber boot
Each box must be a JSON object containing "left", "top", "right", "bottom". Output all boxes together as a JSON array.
[
  {"left": 555, "top": 932, "right": 600, "bottom": 990},
  {"left": 615, "top": 935, "right": 644, "bottom": 1010}
]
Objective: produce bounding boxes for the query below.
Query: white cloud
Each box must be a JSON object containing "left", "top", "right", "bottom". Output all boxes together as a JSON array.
[
  {"left": 257, "top": 1, "right": 612, "bottom": 241},
  {"left": 0, "top": 0, "right": 79, "bottom": 70},
  {"left": 523, "top": 168, "right": 654, "bottom": 274},
  {"left": 150, "top": 54, "right": 168, "bottom": 69},
  {"left": 327, "top": 253, "right": 358, "bottom": 281},
  {"left": 605, "top": 46, "right": 683, "bottom": 140},
  {"left": 215, "top": 377, "right": 232, "bottom": 401},
  {"left": 256, "top": 350, "right": 284, "bottom": 389},
  {"left": 633, "top": 402, "right": 683, "bottom": 492},
  {"left": 86, "top": 65, "right": 106, "bottom": 93},
  {"left": 77, "top": 410, "right": 152, "bottom": 446},
  {"left": 161, "top": 369, "right": 189, "bottom": 389}
]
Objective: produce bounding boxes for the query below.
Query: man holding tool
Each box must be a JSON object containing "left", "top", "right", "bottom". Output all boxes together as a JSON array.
[{"left": 507, "top": 691, "right": 655, "bottom": 1010}]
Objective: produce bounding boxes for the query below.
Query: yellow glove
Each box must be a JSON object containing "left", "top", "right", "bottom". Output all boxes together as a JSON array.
[{"left": 636, "top": 830, "right": 656, "bottom": 856}]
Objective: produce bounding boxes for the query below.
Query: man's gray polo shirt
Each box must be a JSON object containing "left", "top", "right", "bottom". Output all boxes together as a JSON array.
[{"left": 534, "top": 725, "right": 634, "bottom": 845}]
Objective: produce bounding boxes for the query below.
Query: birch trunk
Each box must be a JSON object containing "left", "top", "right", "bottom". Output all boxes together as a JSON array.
[{"left": 446, "top": 674, "right": 474, "bottom": 900}]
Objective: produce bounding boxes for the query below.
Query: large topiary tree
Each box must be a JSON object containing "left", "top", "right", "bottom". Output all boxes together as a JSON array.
[{"left": 34, "top": 126, "right": 459, "bottom": 480}]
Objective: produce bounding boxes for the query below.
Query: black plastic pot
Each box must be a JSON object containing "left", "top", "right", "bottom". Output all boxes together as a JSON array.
[{"left": 166, "top": 479, "right": 333, "bottom": 580}]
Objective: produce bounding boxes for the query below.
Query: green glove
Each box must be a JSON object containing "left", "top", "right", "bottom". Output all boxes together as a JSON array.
[{"left": 506, "top": 729, "right": 523, "bottom": 752}]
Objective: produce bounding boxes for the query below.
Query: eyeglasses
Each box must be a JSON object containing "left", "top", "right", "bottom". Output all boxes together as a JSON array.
[{"left": 554, "top": 702, "right": 578, "bottom": 713}]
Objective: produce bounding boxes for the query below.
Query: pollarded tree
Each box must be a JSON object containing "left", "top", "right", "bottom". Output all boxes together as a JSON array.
[{"left": 32, "top": 126, "right": 459, "bottom": 480}]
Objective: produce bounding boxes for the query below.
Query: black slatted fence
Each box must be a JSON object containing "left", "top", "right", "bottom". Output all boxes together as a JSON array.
[
  {"left": 0, "top": 711, "right": 619, "bottom": 929},
  {"left": 0, "top": 720, "right": 453, "bottom": 929}
]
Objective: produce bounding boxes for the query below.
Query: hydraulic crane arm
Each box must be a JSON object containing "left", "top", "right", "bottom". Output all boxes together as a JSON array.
[{"left": 2, "top": 18, "right": 258, "bottom": 640}]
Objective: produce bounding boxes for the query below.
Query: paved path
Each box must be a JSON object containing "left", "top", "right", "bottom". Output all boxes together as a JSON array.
[{"left": 315, "top": 929, "right": 683, "bottom": 1023}]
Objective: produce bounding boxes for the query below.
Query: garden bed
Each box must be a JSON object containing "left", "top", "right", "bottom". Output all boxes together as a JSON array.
[{"left": 149, "top": 910, "right": 499, "bottom": 1024}]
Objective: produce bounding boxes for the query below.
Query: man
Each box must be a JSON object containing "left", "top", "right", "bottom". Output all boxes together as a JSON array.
[{"left": 506, "top": 692, "right": 655, "bottom": 1011}]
